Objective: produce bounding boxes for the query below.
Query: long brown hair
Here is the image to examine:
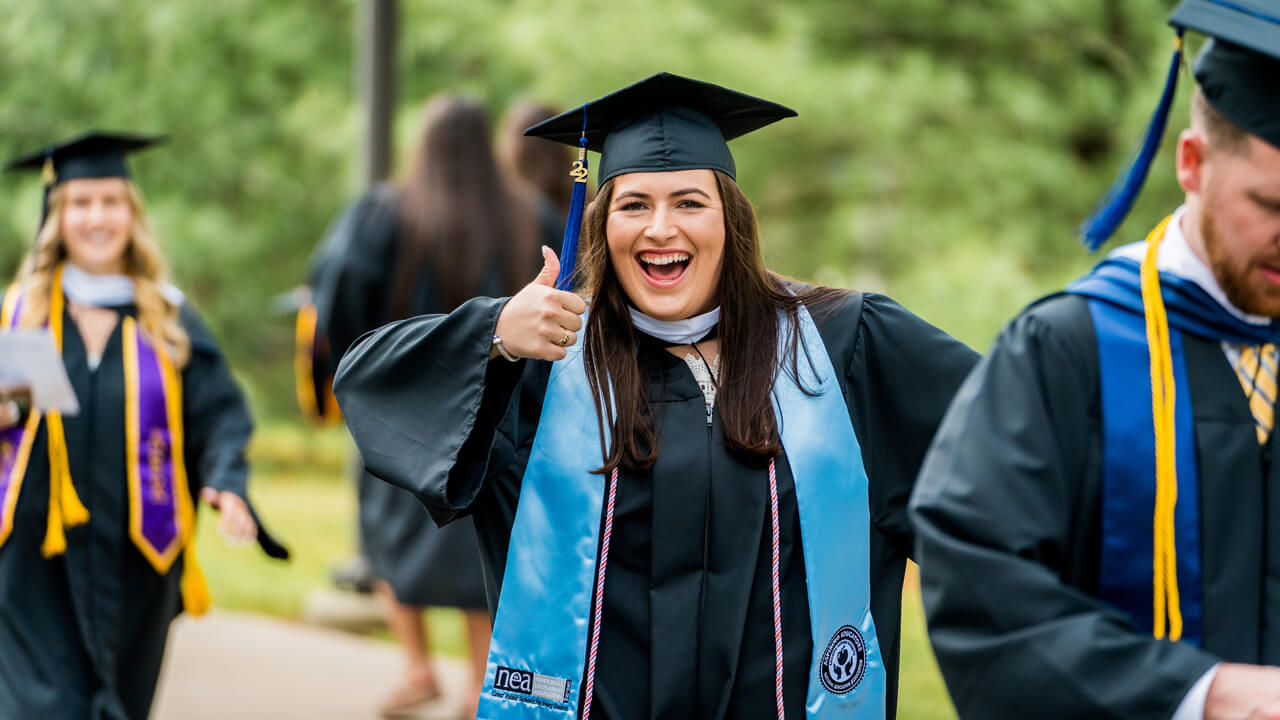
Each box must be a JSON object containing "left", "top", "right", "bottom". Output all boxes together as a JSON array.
[
  {"left": 391, "top": 95, "right": 538, "bottom": 315},
  {"left": 579, "top": 170, "right": 845, "bottom": 473},
  {"left": 497, "top": 100, "right": 576, "bottom": 218},
  {"left": 16, "top": 182, "right": 191, "bottom": 367}
]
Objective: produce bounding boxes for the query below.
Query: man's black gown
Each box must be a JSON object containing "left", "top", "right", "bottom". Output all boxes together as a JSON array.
[
  {"left": 334, "top": 290, "right": 978, "bottom": 718},
  {"left": 0, "top": 302, "right": 286, "bottom": 720},
  {"left": 911, "top": 293, "right": 1279, "bottom": 719}
]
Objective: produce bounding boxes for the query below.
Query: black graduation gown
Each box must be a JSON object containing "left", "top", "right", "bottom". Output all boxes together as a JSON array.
[
  {"left": 333, "top": 290, "right": 978, "bottom": 719},
  {"left": 0, "top": 301, "right": 285, "bottom": 720},
  {"left": 910, "top": 293, "right": 1279, "bottom": 719},
  {"left": 309, "top": 186, "right": 493, "bottom": 608}
]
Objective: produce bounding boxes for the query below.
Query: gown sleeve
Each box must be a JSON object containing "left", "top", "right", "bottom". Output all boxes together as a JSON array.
[
  {"left": 180, "top": 303, "right": 289, "bottom": 559},
  {"left": 333, "top": 296, "right": 528, "bottom": 526},
  {"left": 848, "top": 293, "right": 980, "bottom": 558},
  {"left": 908, "top": 296, "right": 1218, "bottom": 719}
]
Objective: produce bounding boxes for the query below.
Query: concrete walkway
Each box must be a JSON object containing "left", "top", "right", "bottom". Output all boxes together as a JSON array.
[{"left": 151, "top": 611, "right": 469, "bottom": 720}]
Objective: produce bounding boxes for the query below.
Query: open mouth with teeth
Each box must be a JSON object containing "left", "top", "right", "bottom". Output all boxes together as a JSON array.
[{"left": 637, "top": 250, "right": 691, "bottom": 287}]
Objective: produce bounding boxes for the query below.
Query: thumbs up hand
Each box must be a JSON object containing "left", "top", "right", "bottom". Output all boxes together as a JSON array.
[{"left": 491, "top": 246, "right": 588, "bottom": 362}]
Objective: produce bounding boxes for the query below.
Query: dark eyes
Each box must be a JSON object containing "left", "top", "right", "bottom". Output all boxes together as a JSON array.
[{"left": 615, "top": 198, "right": 705, "bottom": 211}]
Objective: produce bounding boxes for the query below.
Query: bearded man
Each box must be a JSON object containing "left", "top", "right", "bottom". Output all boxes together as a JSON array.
[{"left": 910, "top": 1, "right": 1280, "bottom": 717}]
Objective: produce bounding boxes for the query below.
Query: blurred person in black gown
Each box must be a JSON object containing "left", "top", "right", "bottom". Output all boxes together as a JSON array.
[
  {"left": 302, "top": 96, "right": 542, "bottom": 718},
  {"left": 0, "top": 132, "right": 287, "bottom": 720}
]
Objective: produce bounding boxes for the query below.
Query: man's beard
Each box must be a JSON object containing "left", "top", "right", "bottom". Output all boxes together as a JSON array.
[{"left": 1201, "top": 204, "right": 1280, "bottom": 318}]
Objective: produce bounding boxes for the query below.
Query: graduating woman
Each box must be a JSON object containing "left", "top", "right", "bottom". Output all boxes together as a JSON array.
[
  {"left": 335, "top": 75, "right": 978, "bottom": 719},
  {"left": 0, "top": 132, "right": 286, "bottom": 720}
]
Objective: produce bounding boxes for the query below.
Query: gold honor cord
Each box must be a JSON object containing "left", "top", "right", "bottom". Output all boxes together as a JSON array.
[
  {"left": 1139, "top": 216, "right": 1183, "bottom": 641},
  {"left": 42, "top": 265, "right": 90, "bottom": 557},
  {"left": 294, "top": 300, "right": 342, "bottom": 426}
]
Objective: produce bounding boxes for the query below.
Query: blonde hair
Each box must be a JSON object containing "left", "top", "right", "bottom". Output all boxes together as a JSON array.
[{"left": 15, "top": 181, "right": 191, "bottom": 368}]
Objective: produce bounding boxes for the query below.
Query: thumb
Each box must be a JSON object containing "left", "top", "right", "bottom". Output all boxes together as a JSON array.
[{"left": 533, "top": 245, "right": 561, "bottom": 288}]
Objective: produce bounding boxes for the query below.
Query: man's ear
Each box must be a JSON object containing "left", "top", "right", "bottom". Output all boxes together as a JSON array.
[{"left": 1176, "top": 129, "right": 1208, "bottom": 196}]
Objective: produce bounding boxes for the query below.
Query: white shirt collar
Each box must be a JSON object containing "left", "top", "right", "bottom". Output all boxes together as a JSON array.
[
  {"left": 61, "top": 262, "right": 185, "bottom": 308},
  {"left": 1109, "top": 206, "right": 1271, "bottom": 326},
  {"left": 627, "top": 306, "right": 721, "bottom": 346}
]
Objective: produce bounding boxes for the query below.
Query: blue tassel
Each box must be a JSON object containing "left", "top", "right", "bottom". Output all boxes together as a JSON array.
[
  {"left": 1079, "top": 32, "right": 1184, "bottom": 252},
  {"left": 555, "top": 135, "right": 590, "bottom": 291}
]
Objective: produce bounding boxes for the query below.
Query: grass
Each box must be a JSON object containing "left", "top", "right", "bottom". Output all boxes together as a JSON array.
[{"left": 195, "top": 422, "right": 956, "bottom": 718}]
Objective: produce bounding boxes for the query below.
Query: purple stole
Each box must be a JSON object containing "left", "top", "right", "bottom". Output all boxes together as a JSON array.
[
  {"left": 0, "top": 270, "right": 208, "bottom": 613},
  {"left": 122, "top": 314, "right": 194, "bottom": 571}
]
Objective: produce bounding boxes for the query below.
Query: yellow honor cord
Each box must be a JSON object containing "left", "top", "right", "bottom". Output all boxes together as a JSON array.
[
  {"left": 1139, "top": 216, "right": 1183, "bottom": 641},
  {"left": 294, "top": 301, "right": 342, "bottom": 427},
  {"left": 41, "top": 265, "right": 90, "bottom": 557}
]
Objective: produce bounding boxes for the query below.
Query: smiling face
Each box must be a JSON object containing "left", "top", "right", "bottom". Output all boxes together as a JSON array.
[
  {"left": 605, "top": 169, "right": 726, "bottom": 321},
  {"left": 59, "top": 177, "right": 134, "bottom": 275}
]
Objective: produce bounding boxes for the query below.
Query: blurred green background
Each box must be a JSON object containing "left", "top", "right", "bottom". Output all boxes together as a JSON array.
[
  {"left": 0, "top": 0, "right": 1199, "bottom": 417},
  {"left": 0, "top": 2, "right": 1201, "bottom": 717}
]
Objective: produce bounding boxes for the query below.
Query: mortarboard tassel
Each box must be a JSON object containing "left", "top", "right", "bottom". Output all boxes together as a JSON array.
[
  {"left": 1079, "top": 31, "right": 1185, "bottom": 252},
  {"left": 555, "top": 112, "right": 590, "bottom": 292}
]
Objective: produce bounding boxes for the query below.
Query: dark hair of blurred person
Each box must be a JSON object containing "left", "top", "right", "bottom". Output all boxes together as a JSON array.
[
  {"left": 392, "top": 95, "right": 539, "bottom": 318},
  {"left": 497, "top": 100, "right": 576, "bottom": 219}
]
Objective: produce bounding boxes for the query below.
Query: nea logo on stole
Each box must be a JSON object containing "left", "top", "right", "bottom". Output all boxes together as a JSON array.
[{"left": 494, "top": 665, "right": 573, "bottom": 705}]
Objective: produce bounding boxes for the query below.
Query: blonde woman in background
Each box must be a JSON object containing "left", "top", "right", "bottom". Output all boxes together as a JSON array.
[{"left": 0, "top": 132, "right": 286, "bottom": 720}]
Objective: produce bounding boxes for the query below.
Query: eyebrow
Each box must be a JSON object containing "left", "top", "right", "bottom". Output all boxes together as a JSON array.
[
  {"left": 1248, "top": 190, "right": 1280, "bottom": 207},
  {"left": 612, "top": 188, "right": 714, "bottom": 202}
]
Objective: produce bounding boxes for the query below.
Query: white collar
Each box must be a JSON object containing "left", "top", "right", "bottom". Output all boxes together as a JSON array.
[
  {"left": 627, "top": 306, "right": 721, "bottom": 345},
  {"left": 1109, "top": 205, "right": 1271, "bottom": 326},
  {"left": 61, "top": 262, "right": 185, "bottom": 308}
]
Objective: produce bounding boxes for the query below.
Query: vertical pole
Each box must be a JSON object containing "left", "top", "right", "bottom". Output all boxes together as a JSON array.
[{"left": 359, "top": 0, "right": 396, "bottom": 187}]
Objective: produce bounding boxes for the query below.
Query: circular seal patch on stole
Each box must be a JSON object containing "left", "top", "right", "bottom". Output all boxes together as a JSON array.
[{"left": 819, "top": 625, "right": 867, "bottom": 695}]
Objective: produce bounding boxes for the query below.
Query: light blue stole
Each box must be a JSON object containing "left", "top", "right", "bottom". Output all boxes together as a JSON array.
[{"left": 477, "top": 305, "right": 885, "bottom": 719}]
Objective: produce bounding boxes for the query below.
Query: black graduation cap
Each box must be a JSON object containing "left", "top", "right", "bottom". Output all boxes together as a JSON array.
[
  {"left": 7, "top": 131, "right": 163, "bottom": 186},
  {"left": 523, "top": 73, "right": 796, "bottom": 289},
  {"left": 1080, "top": 0, "right": 1280, "bottom": 250},
  {"left": 525, "top": 72, "right": 796, "bottom": 186}
]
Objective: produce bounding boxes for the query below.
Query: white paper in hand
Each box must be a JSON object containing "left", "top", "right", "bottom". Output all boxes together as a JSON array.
[{"left": 0, "top": 330, "right": 80, "bottom": 415}]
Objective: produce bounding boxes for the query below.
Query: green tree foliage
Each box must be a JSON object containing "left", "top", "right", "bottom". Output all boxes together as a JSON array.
[{"left": 1, "top": 0, "right": 1191, "bottom": 418}]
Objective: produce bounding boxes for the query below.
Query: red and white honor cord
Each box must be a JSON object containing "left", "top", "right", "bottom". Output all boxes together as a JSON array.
[
  {"left": 580, "top": 467, "right": 619, "bottom": 720},
  {"left": 580, "top": 462, "right": 785, "bottom": 720},
  {"left": 769, "top": 458, "right": 785, "bottom": 719}
]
